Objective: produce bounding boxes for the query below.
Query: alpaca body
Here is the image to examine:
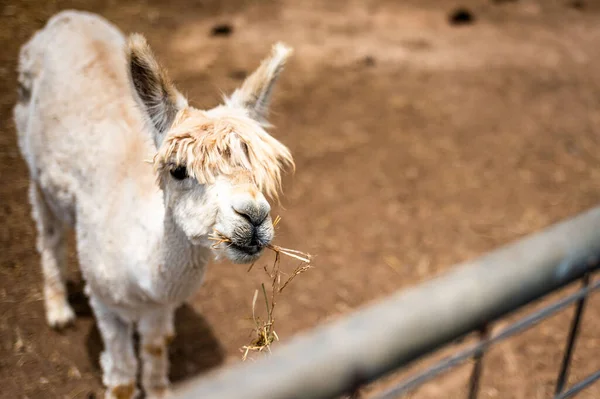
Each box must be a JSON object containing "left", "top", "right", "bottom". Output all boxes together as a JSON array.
[
  {"left": 14, "top": 10, "right": 293, "bottom": 399},
  {"left": 16, "top": 11, "right": 208, "bottom": 316}
]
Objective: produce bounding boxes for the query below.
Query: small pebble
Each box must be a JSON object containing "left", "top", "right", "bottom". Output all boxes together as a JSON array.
[
  {"left": 211, "top": 23, "right": 233, "bottom": 37},
  {"left": 229, "top": 70, "right": 247, "bottom": 80},
  {"left": 570, "top": 0, "right": 585, "bottom": 9},
  {"left": 448, "top": 7, "right": 475, "bottom": 26},
  {"left": 362, "top": 55, "right": 376, "bottom": 67}
]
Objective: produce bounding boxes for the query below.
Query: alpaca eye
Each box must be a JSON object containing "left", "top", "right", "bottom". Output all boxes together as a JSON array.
[{"left": 170, "top": 166, "right": 188, "bottom": 180}]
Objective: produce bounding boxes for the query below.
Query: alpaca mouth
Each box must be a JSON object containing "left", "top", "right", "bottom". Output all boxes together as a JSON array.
[
  {"left": 208, "top": 231, "right": 268, "bottom": 263},
  {"left": 229, "top": 242, "right": 263, "bottom": 256},
  {"left": 225, "top": 241, "right": 266, "bottom": 264}
]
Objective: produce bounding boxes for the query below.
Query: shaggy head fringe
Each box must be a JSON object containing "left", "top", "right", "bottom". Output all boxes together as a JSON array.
[{"left": 153, "top": 108, "right": 294, "bottom": 200}]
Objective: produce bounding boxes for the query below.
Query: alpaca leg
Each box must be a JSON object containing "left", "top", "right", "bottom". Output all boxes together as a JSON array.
[
  {"left": 138, "top": 307, "right": 175, "bottom": 398},
  {"left": 29, "top": 182, "right": 75, "bottom": 328},
  {"left": 89, "top": 295, "right": 139, "bottom": 399}
]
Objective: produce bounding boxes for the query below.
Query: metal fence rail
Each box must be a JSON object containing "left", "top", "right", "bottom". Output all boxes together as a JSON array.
[
  {"left": 172, "top": 206, "right": 600, "bottom": 399},
  {"left": 375, "top": 276, "right": 599, "bottom": 399}
]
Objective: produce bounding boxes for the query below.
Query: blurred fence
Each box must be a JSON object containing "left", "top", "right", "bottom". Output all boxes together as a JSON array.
[{"left": 172, "top": 206, "right": 600, "bottom": 399}]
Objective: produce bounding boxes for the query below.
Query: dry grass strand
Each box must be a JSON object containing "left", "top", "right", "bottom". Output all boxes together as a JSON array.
[{"left": 208, "top": 217, "right": 312, "bottom": 359}]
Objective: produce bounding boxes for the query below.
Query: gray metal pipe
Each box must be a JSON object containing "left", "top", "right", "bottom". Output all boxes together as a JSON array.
[{"left": 173, "top": 206, "right": 600, "bottom": 399}]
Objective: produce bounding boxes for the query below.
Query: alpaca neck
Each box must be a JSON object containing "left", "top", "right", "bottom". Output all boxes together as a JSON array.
[{"left": 151, "top": 208, "right": 211, "bottom": 304}]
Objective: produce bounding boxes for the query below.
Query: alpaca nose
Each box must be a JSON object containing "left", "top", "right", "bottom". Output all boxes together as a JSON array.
[{"left": 232, "top": 194, "right": 271, "bottom": 226}]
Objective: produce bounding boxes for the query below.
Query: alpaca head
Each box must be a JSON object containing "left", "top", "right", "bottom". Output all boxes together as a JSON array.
[{"left": 127, "top": 34, "right": 294, "bottom": 264}]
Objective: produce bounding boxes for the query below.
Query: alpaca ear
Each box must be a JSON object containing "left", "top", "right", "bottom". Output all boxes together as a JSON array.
[
  {"left": 127, "top": 33, "right": 187, "bottom": 146},
  {"left": 227, "top": 42, "right": 293, "bottom": 124}
]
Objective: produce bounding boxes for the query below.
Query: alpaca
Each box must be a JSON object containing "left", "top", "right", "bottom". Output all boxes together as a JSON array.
[{"left": 13, "top": 10, "right": 294, "bottom": 399}]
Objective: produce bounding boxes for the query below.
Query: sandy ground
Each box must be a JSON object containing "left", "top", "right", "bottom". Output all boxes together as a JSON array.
[{"left": 3, "top": 0, "right": 600, "bottom": 398}]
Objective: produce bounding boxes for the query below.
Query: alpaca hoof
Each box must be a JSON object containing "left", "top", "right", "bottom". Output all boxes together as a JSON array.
[
  {"left": 146, "top": 385, "right": 171, "bottom": 399},
  {"left": 46, "top": 301, "right": 76, "bottom": 329},
  {"left": 105, "top": 383, "right": 139, "bottom": 399}
]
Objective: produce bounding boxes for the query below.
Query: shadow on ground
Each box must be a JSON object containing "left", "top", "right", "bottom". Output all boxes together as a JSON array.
[{"left": 69, "top": 280, "right": 224, "bottom": 385}]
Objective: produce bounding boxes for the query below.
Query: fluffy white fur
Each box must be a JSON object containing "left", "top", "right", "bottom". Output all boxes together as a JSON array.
[{"left": 14, "top": 10, "right": 293, "bottom": 399}]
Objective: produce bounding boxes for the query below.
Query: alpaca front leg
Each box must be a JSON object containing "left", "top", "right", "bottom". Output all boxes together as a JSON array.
[
  {"left": 138, "top": 307, "right": 175, "bottom": 398},
  {"left": 29, "top": 183, "right": 75, "bottom": 328},
  {"left": 89, "top": 296, "right": 139, "bottom": 399}
]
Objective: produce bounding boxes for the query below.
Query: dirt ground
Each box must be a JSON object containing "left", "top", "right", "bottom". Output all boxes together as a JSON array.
[{"left": 3, "top": 0, "right": 600, "bottom": 398}]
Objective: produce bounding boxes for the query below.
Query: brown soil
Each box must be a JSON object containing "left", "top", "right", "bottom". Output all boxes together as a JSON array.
[{"left": 3, "top": 0, "right": 600, "bottom": 398}]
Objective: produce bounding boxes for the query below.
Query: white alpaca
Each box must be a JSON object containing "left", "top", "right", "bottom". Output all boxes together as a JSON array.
[{"left": 14, "top": 10, "right": 294, "bottom": 399}]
